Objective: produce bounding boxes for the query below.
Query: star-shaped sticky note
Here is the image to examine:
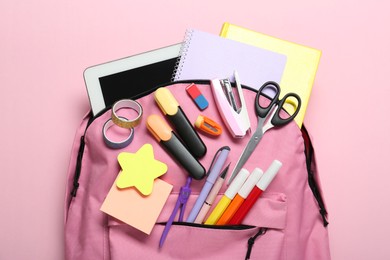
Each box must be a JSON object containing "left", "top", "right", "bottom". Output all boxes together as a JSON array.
[{"left": 116, "top": 143, "right": 168, "bottom": 196}]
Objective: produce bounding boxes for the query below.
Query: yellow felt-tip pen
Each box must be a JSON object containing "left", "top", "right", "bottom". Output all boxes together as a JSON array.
[{"left": 204, "top": 168, "right": 250, "bottom": 225}]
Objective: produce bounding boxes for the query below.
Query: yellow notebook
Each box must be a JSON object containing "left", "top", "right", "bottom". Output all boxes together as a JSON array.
[{"left": 220, "top": 23, "right": 321, "bottom": 128}]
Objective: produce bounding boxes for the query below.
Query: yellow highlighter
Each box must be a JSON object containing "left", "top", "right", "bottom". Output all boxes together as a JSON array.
[{"left": 204, "top": 168, "right": 250, "bottom": 225}]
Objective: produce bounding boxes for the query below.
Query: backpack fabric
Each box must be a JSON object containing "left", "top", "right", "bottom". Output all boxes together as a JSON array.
[{"left": 64, "top": 81, "right": 331, "bottom": 260}]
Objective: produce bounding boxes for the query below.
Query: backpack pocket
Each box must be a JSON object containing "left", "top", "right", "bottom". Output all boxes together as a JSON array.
[{"left": 107, "top": 192, "right": 287, "bottom": 260}]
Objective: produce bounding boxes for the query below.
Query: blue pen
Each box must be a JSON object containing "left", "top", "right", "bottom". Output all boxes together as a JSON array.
[{"left": 186, "top": 146, "right": 230, "bottom": 223}]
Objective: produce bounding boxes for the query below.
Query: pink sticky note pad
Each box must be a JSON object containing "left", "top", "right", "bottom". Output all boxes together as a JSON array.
[{"left": 101, "top": 175, "right": 172, "bottom": 235}]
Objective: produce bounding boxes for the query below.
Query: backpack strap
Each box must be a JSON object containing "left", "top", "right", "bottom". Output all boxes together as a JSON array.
[{"left": 301, "top": 124, "right": 329, "bottom": 227}]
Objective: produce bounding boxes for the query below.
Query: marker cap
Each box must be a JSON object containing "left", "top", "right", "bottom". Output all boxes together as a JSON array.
[
  {"left": 257, "top": 160, "right": 282, "bottom": 191},
  {"left": 238, "top": 168, "right": 263, "bottom": 199},
  {"left": 146, "top": 114, "right": 172, "bottom": 142},
  {"left": 154, "top": 87, "right": 179, "bottom": 116},
  {"left": 225, "top": 168, "right": 250, "bottom": 199}
]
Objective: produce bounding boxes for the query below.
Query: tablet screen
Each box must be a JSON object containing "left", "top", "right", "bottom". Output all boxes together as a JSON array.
[{"left": 99, "top": 57, "right": 177, "bottom": 108}]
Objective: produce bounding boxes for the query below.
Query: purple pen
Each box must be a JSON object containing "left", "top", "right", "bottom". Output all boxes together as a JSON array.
[{"left": 185, "top": 146, "right": 230, "bottom": 223}]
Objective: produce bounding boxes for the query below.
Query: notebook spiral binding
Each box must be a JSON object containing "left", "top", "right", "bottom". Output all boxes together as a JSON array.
[{"left": 171, "top": 29, "right": 194, "bottom": 82}]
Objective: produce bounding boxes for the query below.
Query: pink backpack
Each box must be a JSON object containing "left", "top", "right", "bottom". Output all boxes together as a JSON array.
[{"left": 64, "top": 81, "right": 331, "bottom": 260}]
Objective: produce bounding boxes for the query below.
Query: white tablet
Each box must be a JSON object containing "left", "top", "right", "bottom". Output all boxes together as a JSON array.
[{"left": 84, "top": 43, "right": 182, "bottom": 116}]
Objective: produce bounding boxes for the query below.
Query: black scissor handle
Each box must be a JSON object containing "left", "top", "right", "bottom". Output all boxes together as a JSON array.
[
  {"left": 255, "top": 81, "right": 281, "bottom": 118},
  {"left": 271, "top": 92, "right": 301, "bottom": 126}
]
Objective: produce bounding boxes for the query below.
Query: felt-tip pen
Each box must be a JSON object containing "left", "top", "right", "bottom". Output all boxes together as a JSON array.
[
  {"left": 146, "top": 114, "right": 206, "bottom": 180},
  {"left": 229, "top": 160, "right": 282, "bottom": 225},
  {"left": 216, "top": 168, "right": 263, "bottom": 225},
  {"left": 204, "top": 168, "right": 250, "bottom": 225},
  {"left": 154, "top": 87, "right": 206, "bottom": 158}
]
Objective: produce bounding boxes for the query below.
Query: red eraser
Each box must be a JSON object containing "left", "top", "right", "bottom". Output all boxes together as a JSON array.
[
  {"left": 186, "top": 83, "right": 209, "bottom": 110},
  {"left": 186, "top": 83, "right": 201, "bottom": 99}
]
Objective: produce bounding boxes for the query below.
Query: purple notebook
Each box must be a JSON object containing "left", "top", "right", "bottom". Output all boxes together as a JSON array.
[{"left": 173, "top": 29, "right": 287, "bottom": 90}]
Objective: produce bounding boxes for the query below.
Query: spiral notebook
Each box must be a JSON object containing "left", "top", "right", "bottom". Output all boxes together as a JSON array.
[{"left": 172, "top": 29, "right": 287, "bottom": 89}]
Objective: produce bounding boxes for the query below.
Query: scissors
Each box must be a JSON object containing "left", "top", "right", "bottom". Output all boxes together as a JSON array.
[
  {"left": 228, "top": 81, "right": 301, "bottom": 184},
  {"left": 159, "top": 177, "right": 192, "bottom": 247}
]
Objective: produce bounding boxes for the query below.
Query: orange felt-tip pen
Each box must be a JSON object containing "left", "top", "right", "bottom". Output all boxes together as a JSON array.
[
  {"left": 204, "top": 168, "right": 250, "bottom": 225},
  {"left": 216, "top": 168, "right": 263, "bottom": 225}
]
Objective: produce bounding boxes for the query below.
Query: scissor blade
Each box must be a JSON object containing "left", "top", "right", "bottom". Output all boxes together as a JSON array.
[{"left": 228, "top": 129, "right": 264, "bottom": 184}]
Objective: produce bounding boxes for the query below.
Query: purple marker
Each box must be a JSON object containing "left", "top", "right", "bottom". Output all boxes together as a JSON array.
[{"left": 186, "top": 146, "right": 230, "bottom": 223}]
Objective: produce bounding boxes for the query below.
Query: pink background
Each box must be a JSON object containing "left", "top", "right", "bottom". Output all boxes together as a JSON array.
[{"left": 1, "top": 0, "right": 389, "bottom": 259}]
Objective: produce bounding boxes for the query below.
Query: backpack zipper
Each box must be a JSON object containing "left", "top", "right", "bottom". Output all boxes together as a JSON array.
[
  {"left": 70, "top": 135, "right": 85, "bottom": 197},
  {"left": 157, "top": 222, "right": 268, "bottom": 259},
  {"left": 245, "top": 227, "right": 267, "bottom": 260},
  {"left": 157, "top": 221, "right": 256, "bottom": 230},
  {"left": 301, "top": 125, "right": 329, "bottom": 227}
]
